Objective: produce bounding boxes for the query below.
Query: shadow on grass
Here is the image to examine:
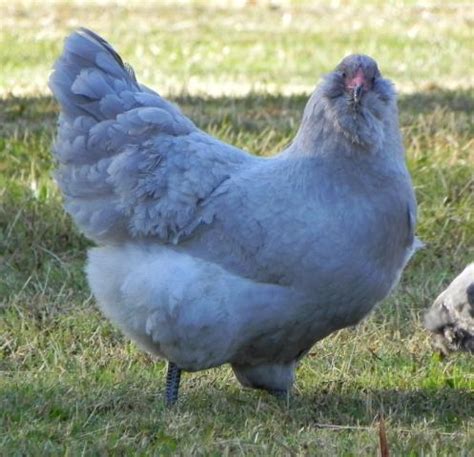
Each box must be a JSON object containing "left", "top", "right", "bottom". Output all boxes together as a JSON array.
[
  {"left": 1, "top": 87, "right": 472, "bottom": 435},
  {"left": 397, "top": 87, "right": 474, "bottom": 116},
  {"left": 302, "top": 387, "right": 473, "bottom": 428},
  {"left": 2, "top": 376, "right": 472, "bottom": 430},
  {"left": 1, "top": 86, "right": 472, "bottom": 136}
]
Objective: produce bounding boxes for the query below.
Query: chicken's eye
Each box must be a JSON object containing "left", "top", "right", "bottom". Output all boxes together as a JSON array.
[{"left": 341, "top": 72, "right": 346, "bottom": 78}]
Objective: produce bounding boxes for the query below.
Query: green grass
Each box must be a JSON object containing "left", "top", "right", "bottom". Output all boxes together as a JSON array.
[{"left": 1, "top": 1, "right": 473, "bottom": 455}]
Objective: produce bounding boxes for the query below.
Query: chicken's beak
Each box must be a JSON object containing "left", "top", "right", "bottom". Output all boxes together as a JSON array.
[{"left": 352, "top": 85, "right": 363, "bottom": 104}]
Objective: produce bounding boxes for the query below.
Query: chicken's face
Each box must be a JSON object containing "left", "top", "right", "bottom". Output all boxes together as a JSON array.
[
  {"left": 336, "top": 55, "right": 381, "bottom": 105},
  {"left": 319, "top": 54, "right": 396, "bottom": 148}
]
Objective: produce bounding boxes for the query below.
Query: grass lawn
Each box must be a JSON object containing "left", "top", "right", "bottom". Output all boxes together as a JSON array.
[{"left": 1, "top": 1, "right": 473, "bottom": 455}]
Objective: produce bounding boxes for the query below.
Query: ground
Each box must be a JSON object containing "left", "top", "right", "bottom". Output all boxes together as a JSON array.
[{"left": 0, "top": 1, "right": 473, "bottom": 455}]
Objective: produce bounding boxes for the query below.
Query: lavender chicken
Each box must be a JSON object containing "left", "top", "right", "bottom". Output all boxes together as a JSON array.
[{"left": 49, "top": 29, "right": 420, "bottom": 405}]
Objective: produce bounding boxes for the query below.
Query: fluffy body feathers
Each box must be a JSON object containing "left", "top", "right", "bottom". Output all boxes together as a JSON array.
[{"left": 50, "top": 29, "right": 418, "bottom": 394}]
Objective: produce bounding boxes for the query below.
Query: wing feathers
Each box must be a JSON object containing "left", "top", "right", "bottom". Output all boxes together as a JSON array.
[{"left": 50, "top": 29, "right": 253, "bottom": 243}]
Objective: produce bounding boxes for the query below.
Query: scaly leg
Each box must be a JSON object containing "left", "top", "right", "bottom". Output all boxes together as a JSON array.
[{"left": 165, "top": 361, "right": 182, "bottom": 406}]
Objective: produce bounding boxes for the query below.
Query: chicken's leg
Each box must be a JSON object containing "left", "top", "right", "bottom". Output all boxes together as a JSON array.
[{"left": 165, "top": 361, "right": 181, "bottom": 406}]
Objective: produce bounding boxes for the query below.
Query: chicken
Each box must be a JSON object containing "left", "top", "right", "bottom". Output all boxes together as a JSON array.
[
  {"left": 49, "top": 29, "right": 420, "bottom": 404},
  {"left": 424, "top": 264, "right": 474, "bottom": 356}
]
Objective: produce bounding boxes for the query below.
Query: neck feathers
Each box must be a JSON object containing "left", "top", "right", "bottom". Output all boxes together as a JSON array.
[{"left": 292, "top": 76, "right": 400, "bottom": 159}]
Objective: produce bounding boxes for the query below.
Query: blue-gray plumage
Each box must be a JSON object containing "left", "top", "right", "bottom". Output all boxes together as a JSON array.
[{"left": 49, "top": 28, "right": 420, "bottom": 403}]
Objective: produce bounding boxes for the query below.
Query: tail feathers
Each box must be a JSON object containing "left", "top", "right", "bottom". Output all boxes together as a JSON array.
[
  {"left": 49, "top": 28, "right": 195, "bottom": 165},
  {"left": 49, "top": 29, "right": 249, "bottom": 244},
  {"left": 49, "top": 28, "right": 197, "bottom": 238},
  {"left": 67, "top": 28, "right": 133, "bottom": 80},
  {"left": 49, "top": 28, "right": 139, "bottom": 121}
]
